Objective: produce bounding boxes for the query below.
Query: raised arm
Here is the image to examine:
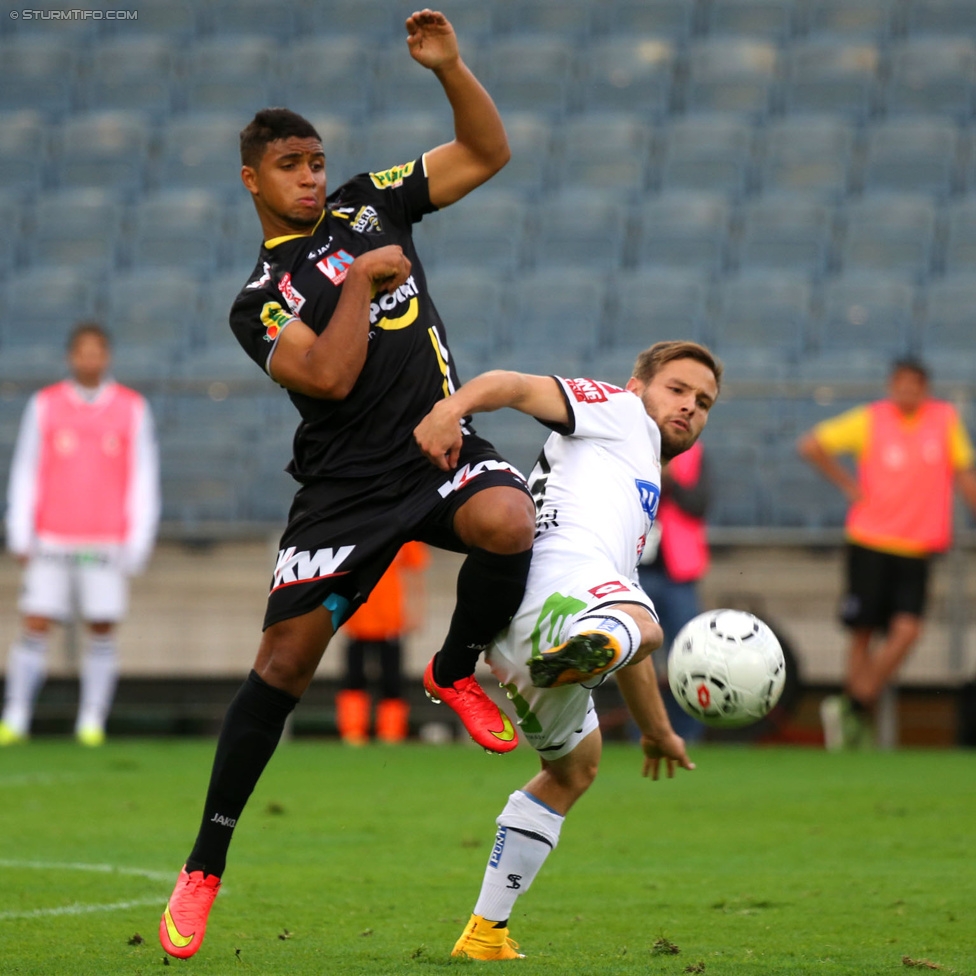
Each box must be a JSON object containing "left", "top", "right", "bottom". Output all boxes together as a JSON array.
[
  {"left": 405, "top": 9, "right": 510, "bottom": 209},
  {"left": 414, "top": 370, "right": 568, "bottom": 471}
]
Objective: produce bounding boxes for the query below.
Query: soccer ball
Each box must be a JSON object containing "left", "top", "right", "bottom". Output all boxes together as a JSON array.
[{"left": 667, "top": 609, "right": 786, "bottom": 729}]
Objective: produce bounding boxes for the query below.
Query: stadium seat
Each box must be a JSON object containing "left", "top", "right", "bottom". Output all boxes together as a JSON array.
[
  {"left": 885, "top": 36, "right": 975, "bottom": 119},
  {"left": 530, "top": 189, "right": 630, "bottom": 271},
  {"left": 766, "top": 449, "right": 848, "bottom": 528},
  {"left": 634, "top": 190, "right": 732, "bottom": 271},
  {"left": 860, "top": 117, "right": 962, "bottom": 196},
  {"left": 0, "top": 191, "right": 23, "bottom": 273},
  {"left": 485, "top": 112, "right": 554, "bottom": 192},
  {"left": 354, "top": 112, "right": 453, "bottom": 177},
  {"left": 26, "top": 188, "right": 124, "bottom": 269},
  {"left": 195, "top": 269, "right": 265, "bottom": 357},
  {"left": 129, "top": 190, "right": 223, "bottom": 273},
  {"left": 701, "top": 443, "right": 766, "bottom": 526},
  {"left": 494, "top": 0, "right": 596, "bottom": 37},
  {"left": 373, "top": 39, "right": 460, "bottom": 114},
  {"left": 757, "top": 113, "right": 855, "bottom": 196},
  {"left": 83, "top": 36, "right": 177, "bottom": 114},
  {"left": 784, "top": 36, "right": 881, "bottom": 118},
  {"left": 657, "top": 114, "right": 756, "bottom": 195},
  {"left": 941, "top": 194, "right": 976, "bottom": 273},
  {"left": 112, "top": 0, "right": 199, "bottom": 37},
  {"left": 184, "top": 37, "right": 277, "bottom": 114},
  {"left": 104, "top": 269, "right": 197, "bottom": 355},
  {"left": 508, "top": 267, "right": 608, "bottom": 355},
  {"left": 556, "top": 113, "right": 651, "bottom": 191},
  {"left": 209, "top": 0, "right": 300, "bottom": 38},
  {"left": 159, "top": 435, "right": 245, "bottom": 524},
  {"left": 700, "top": 396, "right": 791, "bottom": 449},
  {"left": 224, "top": 195, "right": 265, "bottom": 272},
  {"left": 0, "top": 266, "right": 97, "bottom": 348},
  {"left": 919, "top": 273, "right": 976, "bottom": 380},
  {"left": 0, "top": 111, "right": 47, "bottom": 191},
  {"left": 579, "top": 36, "right": 677, "bottom": 116},
  {"left": 481, "top": 36, "right": 575, "bottom": 117},
  {"left": 424, "top": 189, "right": 527, "bottom": 272},
  {"left": 703, "top": 0, "right": 798, "bottom": 39},
  {"left": 609, "top": 268, "right": 710, "bottom": 347},
  {"left": 905, "top": 0, "right": 976, "bottom": 37},
  {"left": 838, "top": 193, "right": 937, "bottom": 274},
  {"left": 304, "top": 0, "right": 402, "bottom": 38},
  {"left": 803, "top": 0, "right": 898, "bottom": 36},
  {"left": 157, "top": 113, "right": 242, "bottom": 189},
  {"left": 735, "top": 193, "right": 835, "bottom": 273},
  {"left": 426, "top": 266, "right": 507, "bottom": 362},
  {"left": 282, "top": 36, "right": 374, "bottom": 121},
  {"left": 0, "top": 36, "right": 78, "bottom": 113},
  {"left": 606, "top": 0, "right": 695, "bottom": 38},
  {"left": 54, "top": 111, "right": 151, "bottom": 191},
  {"left": 684, "top": 38, "right": 780, "bottom": 116}
]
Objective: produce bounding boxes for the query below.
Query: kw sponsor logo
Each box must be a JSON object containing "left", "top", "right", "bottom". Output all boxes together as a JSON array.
[
  {"left": 210, "top": 812, "right": 237, "bottom": 828},
  {"left": 316, "top": 248, "right": 356, "bottom": 286},
  {"left": 437, "top": 460, "right": 524, "bottom": 498},
  {"left": 635, "top": 479, "right": 661, "bottom": 522},
  {"left": 369, "top": 160, "right": 415, "bottom": 190},
  {"left": 246, "top": 261, "right": 272, "bottom": 290},
  {"left": 260, "top": 301, "right": 295, "bottom": 343},
  {"left": 351, "top": 204, "right": 383, "bottom": 234},
  {"left": 488, "top": 826, "right": 507, "bottom": 868},
  {"left": 278, "top": 272, "right": 306, "bottom": 314},
  {"left": 271, "top": 545, "right": 356, "bottom": 592},
  {"left": 370, "top": 274, "right": 420, "bottom": 330}
]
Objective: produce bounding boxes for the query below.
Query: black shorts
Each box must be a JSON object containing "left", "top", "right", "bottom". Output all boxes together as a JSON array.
[
  {"left": 264, "top": 433, "right": 531, "bottom": 630},
  {"left": 839, "top": 542, "right": 930, "bottom": 631}
]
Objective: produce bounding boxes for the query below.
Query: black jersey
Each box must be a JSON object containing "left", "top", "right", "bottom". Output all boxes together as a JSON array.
[{"left": 230, "top": 159, "right": 464, "bottom": 484}]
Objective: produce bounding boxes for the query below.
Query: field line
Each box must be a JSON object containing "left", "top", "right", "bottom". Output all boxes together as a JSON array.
[
  {"left": 0, "top": 897, "right": 162, "bottom": 921},
  {"left": 0, "top": 860, "right": 172, "bottom": 883}
]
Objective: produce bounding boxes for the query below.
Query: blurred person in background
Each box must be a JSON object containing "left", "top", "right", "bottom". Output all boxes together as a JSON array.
[
  {"left": 637, "top": 439, "right": 710, "bottom": 744},
  {"left": 336, "top": 540, "right": 429, "bottom": 745},
  {"left": 1, "top": 322, "right": 160, "bottom": 747},
  {"left": 798, "top": 358, "right": 976, "bottom": 750}
]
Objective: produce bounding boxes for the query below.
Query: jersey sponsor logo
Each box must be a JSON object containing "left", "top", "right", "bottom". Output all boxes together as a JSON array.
[
  {"left": 316, "top": 248, "right": 356, "bottom": 286},
  {"left": 278, "top": 272, "right": 306, "bottom": 314},
  {"left": 369, "top": 160, "right": 415, "bottom": 190},
  {"left": 245, "top": 261, "right": 272, "bottom": 290},
  {"left": 588, "top": 580, "right": 630, "bottom": 599},
  {"left": 565, "top": 377, "right": 608, "bottom": 404},
  {"left": 351, "top": 204, "right": 383, "bottom": 234},
  {"left": 371, "top": 274, "right": 420, "bottom": 330},
  {"left": 209, "top": 812, "right": 237, "bottom": 828},
  {"left": 271, "top": 545, "right": 355, "bottom": 592},
  {"left": 436, "top": 459, "right": 525, "bottom": 498},
  {"left": 307, "top": 239, "right": 333, "bottom": 260},
  {"left": 635, "top": 479, "right": 661, "bottom": 523},
  {"left": 260, "top": 301, "right": 295, "bottom": 342}
]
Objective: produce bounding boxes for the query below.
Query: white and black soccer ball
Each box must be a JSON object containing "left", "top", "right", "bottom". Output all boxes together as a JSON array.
[{"left": 667, "top": 609, "right": 786, "bottom": 729}]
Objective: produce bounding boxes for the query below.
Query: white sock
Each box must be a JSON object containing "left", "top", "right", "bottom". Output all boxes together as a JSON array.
[
  {"left": 2, "top": 632, "right": 50, "bottom": 736},
  {"left": 569, "top": 609, "right": 643, "bottom": 688},
  {"left": 77, "top": 634, "right": 118, "bottom": 734},
  {"left": 473, "top": 790, "right": 564, "bottom": 923}
]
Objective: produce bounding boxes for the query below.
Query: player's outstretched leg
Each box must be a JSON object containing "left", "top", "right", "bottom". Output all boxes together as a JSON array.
[
  {"left": 423, "top": 659, "right": 518, "bottom": 753},
  {"left": 159, "top": 866, "right": 221, "bottom": 959},
  {"left": 529, "top": 610, "right": 642, "bottom": 688}
]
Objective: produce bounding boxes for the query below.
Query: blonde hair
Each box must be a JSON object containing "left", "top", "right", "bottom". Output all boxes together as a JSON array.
[{"left": 632, "top": 340, "right": 722, "bottom": 392}]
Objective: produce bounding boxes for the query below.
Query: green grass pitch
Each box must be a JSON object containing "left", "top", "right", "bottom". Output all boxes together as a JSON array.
[{"left": 0, "top": 740, "right": 973, "bottom": 975}]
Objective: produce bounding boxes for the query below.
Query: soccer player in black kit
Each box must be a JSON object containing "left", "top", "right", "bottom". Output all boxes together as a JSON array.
[{"left": 159, "top": 9, "right": 535, "bottom": 960}]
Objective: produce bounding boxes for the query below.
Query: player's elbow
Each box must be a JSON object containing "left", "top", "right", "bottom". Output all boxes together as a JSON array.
[{"left": 796, "top": 432, "right": 817, "bottom": 461}]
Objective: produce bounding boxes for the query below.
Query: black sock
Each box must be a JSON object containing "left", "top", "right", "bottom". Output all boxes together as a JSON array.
[
  {"left": 433, "top": 548, "right": 532, "bottom": 687},
  {"left": 186, "top": 670, "right": 298, "bottom": 878}
]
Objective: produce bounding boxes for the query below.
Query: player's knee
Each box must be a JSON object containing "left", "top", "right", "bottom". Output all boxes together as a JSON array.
[{"left": 464, "top": 490, "right": 535, "bottom": 553}]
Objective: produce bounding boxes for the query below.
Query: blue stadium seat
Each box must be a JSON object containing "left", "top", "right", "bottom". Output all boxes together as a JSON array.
[
  {"left": 209, "top": 0, "right": 300, "bottom": 38},
  {"left": 634, "top": 190, "right": 732, "bottom": 270},
  {"left": 481, "top": 36, "right": 575, "bottom": 117},
  {"left": 919, "top": 274, "right": 976, "bottom": 380},
  {"left": 509, "top": 267, "right": 608, "bottom": 354},
  {"left": 530, "top": 189, "right": 630, "bottom": 270},
  {"left": 495, "top": 0, "right": 597, "bottom": 37},
  {"left": 704, "top": 0, "right": 799, "bottom": 39},
  {"left": 159, "top": 434, "right": 245, "bottom": 524},
  {"left": 83, "top": 36, "right": 177, "bottom": 114},
  {"left": 157, "top": 113, "right": 242, "bottom": 190},
  {"left": 701, "top": 396, "right": 792, "bottom": 449},
  {"left": 905, "top": 0, "right": 976, "bottom": 37},
  {"left": 129, "top": 190, "right": 223, "bottom": 273},
  {"left": 26, "top": 188, "right": 124, "bottom": 269},
  {"left": 0, "top": 111, "right": 47, "bottom": 192},
  {"left": 194, "top": 269, "right": 263, "bottom": 360},
  {"left": 860, "top": 117, "right": 961, "bottom": 196},
  {"left": 579, "top": 36, "right": 677, "bottom": 116},
  {"left": 701, "top": 443, "right": 766, "bottom": 526},
  {"left": 302, "top": 0, "right": 402, "bottom": 38},
  {"left": 426, "top": 266, "right": 507, "bottom": 364},
  {"left": 184, "top": 37, "right": 277, "bottom": 114},
  {"left": 658, "top": 114, "right": 755, "bottom": 195},
  {"left": 104, "top": 269, "right": 197, "bottom": 356},
  {"left": 557, "top": 113, "right": 651, "bottom": 191},
  {"left": 54, "top": 111, "right": 151, "bottom": 191},
  {"left": 942, "top": 195, "right": 976, "bottom": 273},
  {"left": 609, "top": 268, "right": 709, "bottom": 347},
  {"left": 885, "top": 36, "right": 975, "bottom": 119},
  {"left": 784, "top": 36, "right": 881, "bottom": 118},
  {"left": 486, "top": 112, "right": 554, "bottom": 192},
  {"left": 282, "top": 37, "right": 374, "bottom": 121},
  {"left": 606, "top": 0, "right": 695, "bottom": 38},
  {"left": 684, "top": 38, "right": 780, "bottom": 116},
  {"left": 0, "top": 36, "right": 78, "bottom": 113},
  {"left": 424, "top": 189, "right": 527, "bottom": 272},
  {"left": 766, "top": 449, "right": 848, "bottom": 528},
  {"left": 803, "top": 0, "right": 898, "bottom": 36},
  {"left": 373, "top": 39, "right": 458, "bottom": 114},
  {"left": 114, "top": 0, "right": 199, "bottom": 37},
  {"left": 0, "top": 191, "right": 23, "bottom": 273},
  {"left": 838, "top": 193, "right": 937, "bottom": 274},
  {"left": 0, "top": 267, "right": 97, "bottom": 348},
  {"left": 354, "top": 112, "right": 453, "bottom": 177},
  {"left": 757, "top": 113, "right": 854, "bottom": 195},
  {"left": 224, "top": 195, "right": 265, "bottom": 272},
  {"left": 736, "top": 193, "right": 835, "bottom": 272}
]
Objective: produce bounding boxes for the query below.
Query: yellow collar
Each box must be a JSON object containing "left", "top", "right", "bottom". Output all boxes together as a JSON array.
[{"left": 264, "top": 209, "right": 326, "bottom": 249}]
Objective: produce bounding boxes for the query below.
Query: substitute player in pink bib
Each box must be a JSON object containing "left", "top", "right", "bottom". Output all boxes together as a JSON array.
[{"left": 1, "top": 323, "right": 160, "bottom": 747}]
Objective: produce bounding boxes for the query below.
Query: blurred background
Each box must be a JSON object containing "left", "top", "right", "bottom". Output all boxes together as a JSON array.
[{"left": 1, "top": 0, "right": 975, "bottom": 746}]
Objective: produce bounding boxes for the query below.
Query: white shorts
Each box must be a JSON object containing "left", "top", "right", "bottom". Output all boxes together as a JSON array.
[
  {"left": 486, "top": 553, "right": 655, "bottom": 761},
  {"left": 19, "top": 545, "right": 129, "bottom": 623}
]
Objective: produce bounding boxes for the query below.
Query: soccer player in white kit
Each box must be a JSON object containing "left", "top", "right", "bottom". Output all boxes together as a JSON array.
[
  {"left": 1, "top": 323, "right": 160, "bottom": 747},
  {"left": 414, "top": 341, "right": 721, "bottom": 960}
]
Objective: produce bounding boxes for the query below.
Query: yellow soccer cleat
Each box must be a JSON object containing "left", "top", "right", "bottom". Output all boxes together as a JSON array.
[
  {"left": 0, "top": 721, "right": 27, "bottom": 746},
  {"left": 76, "top": 726, "right": 106, "bottom": 748},
  {"left": 452, "top": 913, "right": 525, "bottom": 961},
  {"left": 528, "top": 630, "right": 623, "bottom": 688}
]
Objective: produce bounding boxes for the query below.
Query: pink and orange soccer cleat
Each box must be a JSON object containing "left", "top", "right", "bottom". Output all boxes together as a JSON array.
[
  {"left": 159, "top": 865, "right": 221, "bottom": 959},
  {"left": 423, "top": 658, "right": 518, "bottom": 754}
]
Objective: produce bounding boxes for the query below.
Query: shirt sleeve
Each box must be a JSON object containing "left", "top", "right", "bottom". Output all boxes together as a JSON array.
[
  {"left": 547, "top": 376, "right": 641, "bottom": 442},
  {"left": 5, "top": 393, "right": 41, "bottom": 555},
  {"left": 812, "top": 405, "right": 870, "bottom": 458},
  {"left": 335, "top": 159, "right": 436, "bottom": 231},
  {"left": 123, "top": 397, "right": 161, "bottom": 575},
  {"left": 948, "top": 411, "right": 976, "bottom": 471},
  {"left": 229, "top": 285, "right": 301, "bottom": 378}
]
